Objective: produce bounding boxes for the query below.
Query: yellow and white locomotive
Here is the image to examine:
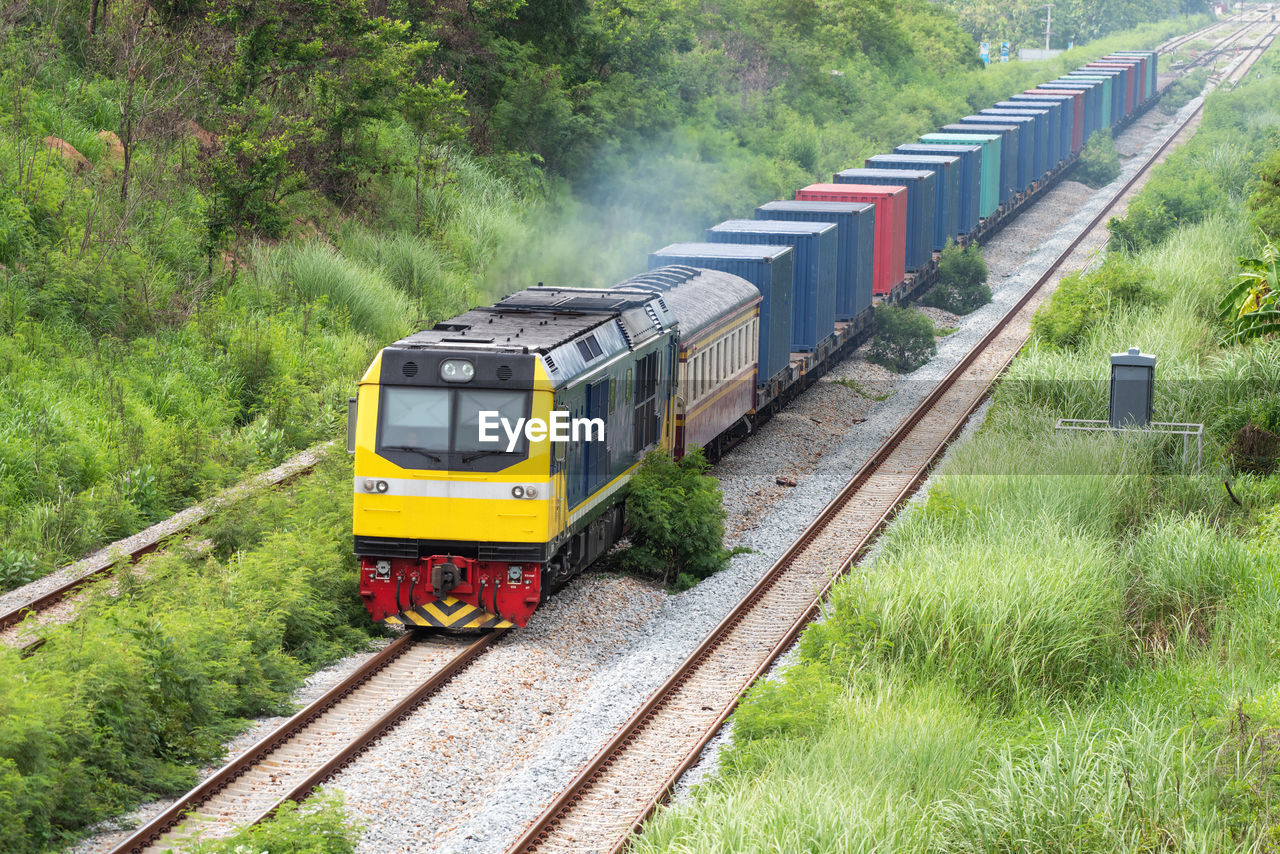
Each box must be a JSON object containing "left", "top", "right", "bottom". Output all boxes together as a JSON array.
[{"left": 350, "top": 267, "right": 761, "bottom": 628}]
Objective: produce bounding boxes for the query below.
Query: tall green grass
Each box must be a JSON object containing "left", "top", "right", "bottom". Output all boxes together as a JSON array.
[{"left": 631, "top": 56, "right": 1280, "bottom": 854}]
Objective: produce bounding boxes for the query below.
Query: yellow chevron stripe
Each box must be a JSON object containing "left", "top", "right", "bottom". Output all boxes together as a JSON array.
[{"left": 380, "top": 595, "right": 517, "bottom": 629}]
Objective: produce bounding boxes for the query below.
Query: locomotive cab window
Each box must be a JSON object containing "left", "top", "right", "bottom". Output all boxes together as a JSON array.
[
  {"left": 377, "top": 386, "right": 531, "bottom": 467},
  {"left": 380, "top": 388, "right": 450, "bottom": 451}
]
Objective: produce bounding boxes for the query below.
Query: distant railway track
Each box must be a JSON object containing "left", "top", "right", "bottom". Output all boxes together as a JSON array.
[
  {"left": 0, "top": 443, "right": 332, "bottom": 653},
  {"left": 507, "top": 24, "right": 1280, "bottom": 854},
  {"left": 107, "top": 631, "right": 497, "bottom": 854}
]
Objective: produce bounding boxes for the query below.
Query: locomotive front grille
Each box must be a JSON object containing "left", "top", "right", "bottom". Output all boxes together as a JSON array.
[{"left": 354, "top": 536, "right": 547, "bottom": 562}]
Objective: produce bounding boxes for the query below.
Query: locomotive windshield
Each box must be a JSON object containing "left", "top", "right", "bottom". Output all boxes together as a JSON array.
[{"left": 378, "top": 387, "right": 529, "bottom": 457}]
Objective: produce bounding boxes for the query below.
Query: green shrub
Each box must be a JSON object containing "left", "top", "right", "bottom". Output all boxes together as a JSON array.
[
  {"left": 867, "top": 304, "right": 936, "bottom": 372},
  {"left": 1159, "top": 67, "right": 1209, "bottom": 115},
  {"left": 922, "top": 241, "right": 991, "bottom": 314},
  {"left": 187, "top": 790, "right": 360, "bottom": 853},
  {"left": 1031, "top": 255, "right": 1157, "bottom": 349},
  {"left": 618, "top": 448, "right": 740, "bottom": 588},
  {"left": 1249, "top": 148, "right": 1280, "bottom": 239},
  {"left": 1074, "top": 131, "right": 1122, "bottom": 188}
]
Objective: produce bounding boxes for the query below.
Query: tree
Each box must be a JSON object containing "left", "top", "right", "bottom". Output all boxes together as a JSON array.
[
  {"left": 205, "top": 0, "right": 435, "bottom": 202},
  {"left": 402, "top": 79, "right": 469, "bottom": 233},
  {"left": 621, "top": 448, "right": 739, "bottom": 588},
  {"left": 201, "top": 99, "right": 308, "bottom": 269},
  {"left": 867, "top": 304, "right": 936, "bottom": 372}
]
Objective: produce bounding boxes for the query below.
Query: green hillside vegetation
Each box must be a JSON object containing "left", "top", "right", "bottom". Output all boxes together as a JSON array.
[
  {"left": 631, "top": 44, "right": 1280, "bottom": 854},
  {"left": 945, "top": 0, "right": 1210, "bottom": 50},
  {"left": 0, "top": 0, "right": 1202, "bottom": 590}
]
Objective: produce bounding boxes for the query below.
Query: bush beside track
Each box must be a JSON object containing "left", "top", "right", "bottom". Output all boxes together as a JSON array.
[{"left": 629, "top": 37, "right": 1280, "bottom": 854}]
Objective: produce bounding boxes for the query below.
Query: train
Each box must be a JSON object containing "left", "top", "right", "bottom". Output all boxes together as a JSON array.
[{"left": 348, "top": 50, "right": 1159, "bottom": 630}]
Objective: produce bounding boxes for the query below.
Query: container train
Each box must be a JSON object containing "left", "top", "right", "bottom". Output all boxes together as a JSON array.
[{"left": 349, "top": 50, "right": 1159, "bottom": 630}]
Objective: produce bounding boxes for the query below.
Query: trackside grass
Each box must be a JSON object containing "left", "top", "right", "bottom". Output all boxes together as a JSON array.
[{"left": 630, "top": 63, "right": 1280, "bottom": 854}]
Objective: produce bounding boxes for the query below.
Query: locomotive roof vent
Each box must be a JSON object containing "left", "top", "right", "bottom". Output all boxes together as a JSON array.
[
  {"left": 402, "top": 361, "right": 419, "bottom": 378},
  {"left": 497, "top": 365, "right": 514, "bottom": 381}
]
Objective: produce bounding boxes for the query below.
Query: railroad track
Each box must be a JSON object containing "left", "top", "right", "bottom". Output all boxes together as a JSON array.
[
  {"left": 107, "top": 630, "right": 498, "bottom": 853},
  {"left": 507, "top": 25, "right": 1280, "bottom": 854},
  {"left": 0, "top": 443, "right": 331, "bottom": 652}
]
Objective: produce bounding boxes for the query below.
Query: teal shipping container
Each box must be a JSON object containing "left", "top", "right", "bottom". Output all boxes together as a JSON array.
[{"left": 917, "top": 133, "right": 1000, "bottom": 219}]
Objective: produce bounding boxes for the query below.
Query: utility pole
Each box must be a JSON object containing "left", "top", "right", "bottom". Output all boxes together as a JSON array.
[{"left": 1042, "top": 3, "right": 1054, "bottom": 51}]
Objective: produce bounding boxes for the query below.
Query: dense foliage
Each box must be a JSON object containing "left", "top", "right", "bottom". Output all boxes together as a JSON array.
[
  {"left": 944, "top": 0, "right": 1209, "bottom": 50},
  {"left": 922, "top": 241, "right": 991, "bottom": 314},
  {"left": 867, "top": 304, "right": 937, "bottom": 372},
  {"left": 617, "top": 448, "right": 742, "bottom": 589},
  {"left": 1108, "top": 48, "right": 1280, "bottom": 252},
  {"left": 1031, "top": 254, "right": 1158, "bottom": 348},
  {"left": 0, "top": 0, "right": 1197, "bottom": 588}
]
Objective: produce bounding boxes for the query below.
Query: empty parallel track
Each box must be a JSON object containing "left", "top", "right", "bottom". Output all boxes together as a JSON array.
[
  {"left": 507, "top": 26, "right": 1280, "bottom": 854},
  {"left": 108, "top": 631, "right": 497, "bottom": 853},
  {"left": 0, "top": 444, "right": 330, "bottom": 652}
]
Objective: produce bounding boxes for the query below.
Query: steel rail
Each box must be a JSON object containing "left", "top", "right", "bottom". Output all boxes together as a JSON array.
[
  {"left": 0, "top": 444, "right": 330, "bottom": 639},
  {"left": 107, "top": 630, "right": 499, "bottom": 854},
  {"left": 507, "top": 25, "right": 1280, "bottom": 854}
]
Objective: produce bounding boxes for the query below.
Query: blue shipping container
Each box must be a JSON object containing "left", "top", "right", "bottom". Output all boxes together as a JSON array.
[
  {"left": 754, "top": 200, "right": 874, "bottom": 322},
  {"left": 834, "top": 168, "right": 936, "bottom": 271},
  {"left": 942, "top": 122, "right": 1020, "bottom": 201},
  {"left": 649, "top": 243, "right": 793, "bottom": 385},
  {"left": 970, "top": 113, "right": 1039, "bottom": 188},
  {"left": 706, "top": 220, "right": 837, "bottom": 352},
  {"left": 865, "top": 154, "right": 960, "bottom": 250},
  {"left": 991, "top": 102, "right": 1058, "bottom": 172},
  {"left": 894, "top": 143, "right": 981, "bottom": 235}
]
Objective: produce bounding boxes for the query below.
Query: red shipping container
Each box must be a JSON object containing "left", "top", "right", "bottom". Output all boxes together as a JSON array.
[
  {"left": 1087, "top": 63, "right": 1135, "bottom": 116},
  {"left": 796, "top": 183, "right": 906, "bottom": 295},
  {"left": 1025, "top": 88, "right": 1085, "bottom": 153}
]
